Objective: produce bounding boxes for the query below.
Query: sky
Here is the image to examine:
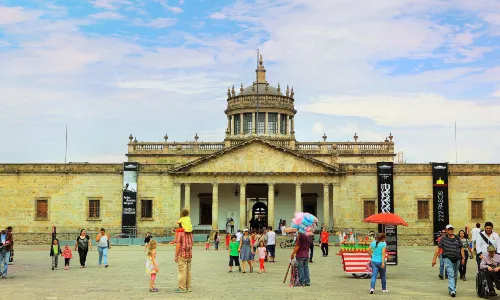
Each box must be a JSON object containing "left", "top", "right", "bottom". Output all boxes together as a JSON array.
[{"left": 1, "top": 0, "right": 500, "bottom": 164}]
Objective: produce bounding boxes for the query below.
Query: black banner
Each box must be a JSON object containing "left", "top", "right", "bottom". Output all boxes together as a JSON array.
[
  {"left": 377, "top": 162, "right": 394, "bottom": 232},
  {"left": 432, "top": 163, "right": 449, "bottom": 244},
  {"left": 385, "top": 225, "right": 398, "bottom": 265},
  {"left": 122, "top": 162, "right": 138, "bottom": 234}
]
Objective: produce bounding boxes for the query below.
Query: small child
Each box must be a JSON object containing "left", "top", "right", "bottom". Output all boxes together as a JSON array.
[
  {"left": 257, "top": 241, "right": 267, "bottom": 273},
  {"left": 146, "top": 240, "right": 159, "bottom": 292},
  {"left": 205, "top": 234, "right": 210, "bottom": 250},
  {"left": 228, "top": 235, "right": 241, "bottom": 273},
  {"left": 49, "top": 239, "right": 62, "bottom": 270},
  {"left": 173, "top": 208, "right": 193, "bottom": 243},
  {"left": 62, "top": 245, "right": 73, "bottom": 270}
]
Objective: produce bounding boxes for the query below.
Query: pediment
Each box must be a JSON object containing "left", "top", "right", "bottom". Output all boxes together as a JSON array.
[{"left": 169, "top": 139, "right": 341, "bottom": 174}]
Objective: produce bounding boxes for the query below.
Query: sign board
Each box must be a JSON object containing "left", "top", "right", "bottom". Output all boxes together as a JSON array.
[{"left": 122, "top": 162, "right": 138, "bottom": 234}]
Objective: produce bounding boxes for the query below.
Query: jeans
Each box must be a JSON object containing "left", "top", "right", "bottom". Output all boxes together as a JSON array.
[
  {"left": 51, "top": 255, "right": 59, "bottom": 269},
  {"left": 0, "top": 250, "right": 10, "bottom": 277},
  {"left": 296, "top": 258, "right": 310, "bottom": 285},
  {"left": 443, "top": 257, "right": 460, "bottom": 293},
  {"left": 309, "top": 244, "right": 314, "bottom": 262},
  {"left": 214, "top": 241, "right": 219, "bottom": 250},
  {"left": 321, "top": 243, "right": 329, "bottom": 256},
  {"left": 459, "top": 254, "right": 468, "bottom": 277},
  {"left": 370, "top": 261, "right": 387, "bottom": 290},
  {"left": 98, "top": 247, "right": 108, "bottom": 266},
  {"left": 78, "top": 248, "right": 88, "bottom": 267},
  {"left": 439, "top": 254, "right": 445, "bottom": 275}
]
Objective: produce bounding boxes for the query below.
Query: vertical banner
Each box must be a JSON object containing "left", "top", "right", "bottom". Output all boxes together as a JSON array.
[
  {"left": 377, "top": 162, "right": 397, "bottom": 265},
  {"left": 122, "top": 162, "right": 138, "bottom": 234},
  {"left": 432, "top": 163, "right": 449, "bottom": 244}
]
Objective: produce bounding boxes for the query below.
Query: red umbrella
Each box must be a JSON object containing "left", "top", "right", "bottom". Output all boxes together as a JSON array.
[{"left": 363, "top": 212, "right": 408, "bottom": 227}]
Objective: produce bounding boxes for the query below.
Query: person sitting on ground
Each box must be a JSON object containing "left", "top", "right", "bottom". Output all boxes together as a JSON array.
[{"left": 480, "top": 245, "right": 500, "bottom": 297}]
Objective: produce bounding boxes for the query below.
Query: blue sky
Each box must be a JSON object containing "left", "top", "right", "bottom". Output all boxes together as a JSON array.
[{"left": 1, "top": 0, "right": 500, "bottom": 163}]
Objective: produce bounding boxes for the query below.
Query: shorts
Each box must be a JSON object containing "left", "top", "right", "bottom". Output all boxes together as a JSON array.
[
  {"left": 229, "top": 255, "right": 240, "bottom": 267},
  {"left": 266, "top": 245, "right": 275, "bottom": 257},
  {"left": 150, "top": 273, "right": 157, "bottom": 280}
]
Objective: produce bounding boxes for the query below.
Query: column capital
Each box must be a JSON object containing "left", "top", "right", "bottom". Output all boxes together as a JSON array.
[
  {"left": 184, "top": 183, "right": 191, "bottom": 187},
  {"left": 268, "top": 183, "right": 275, "bottom": 188},
  {"left": 323, "top": 183, "right": 330, "bottom": 187},
  {"left": 239, "top": 183, "right": 246, "bottom": 187},
  {"left": 295, "top": 183, "right": 302, "bottom": 187},
  {"left": 333, "top": 182, "right": 340, "bottom": 187},
  {"left": 212, "top": 182, "right": 219, "bottom": 187}
]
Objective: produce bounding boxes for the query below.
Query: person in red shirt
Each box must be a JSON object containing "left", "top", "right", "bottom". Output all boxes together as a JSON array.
[{"left": 320, "top": 228, "right": 329, "bottom": 257}]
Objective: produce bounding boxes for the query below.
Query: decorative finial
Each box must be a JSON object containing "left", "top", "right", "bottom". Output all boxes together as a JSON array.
[
  {"left": 389, "top": 133, "right": 393, "bottom": 142},
  {"left": 227, "top": 87, "right": 231, "bottom": 98},
  {"left": 164, "top": 133, "right": 168, "bottom": 142},
  {"left": 129, "top": 134, "right": 133, "bottom": 142},
  {"left": 265, "top": 84, "right": 269, "bottom": 92},
  {"left": 286, "top": 85, "right": 290, "bottom": 96},
  {"left": 225, "top": 128, "right": 230, "bottom": 135},
  {"left": 240, "top": 83, "right": 243, "bottom": 92},
  {"left": 259, "top": 54, "right": 263, "bottom": 66},
  {"left": 384, "top": 137, "right": 389, "bottom": 142},
  {"left": 322, "top": 133, "right": 327, "bottom": 142},
  {"left": 290, "top": 87, "right": 294, "bottom": 98},
  {"left": 277, "top": 82, "right": 280, "bottom": 94},
  {"left": 133, "top": 137, "right": 138, "bottom": 143},
  {"left": 252, "top": 85, "right": 255, "bottom": 92},
  {"left": 353, "top": 133, "right": 358, "bottom": 142},
  {"left": 231, "top": 84, "right": 235, "bottom": 96},
  {"left": 194, "top": 133, "right": 199, "bottom": 141}
]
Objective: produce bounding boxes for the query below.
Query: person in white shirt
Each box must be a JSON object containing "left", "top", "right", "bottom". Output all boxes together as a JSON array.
[
  {"left": 266, "top": 226, "right": 276, "bottom": 262},
  {"left": 476, "top": 222, "right": 500, "bottom": 270},
  {"left": 236, "top": 230, "right": 242, "bottom": 242},
  {"left": 471, "top": 223, "right": 481, "bottom": 269}
]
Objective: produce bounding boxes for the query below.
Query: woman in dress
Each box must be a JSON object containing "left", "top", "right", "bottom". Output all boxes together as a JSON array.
[
  {"left": 239, "top": 229, "right": 254, "bottom": 273},
  {"left": 74, "top": 229, "right": 92, "bottom": 268}
]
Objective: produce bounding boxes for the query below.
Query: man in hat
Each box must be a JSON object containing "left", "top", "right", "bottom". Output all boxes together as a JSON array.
[
  {"left": 432, "top": 224, "right": 465, "bottom": 298},
  {"left": 480, "top": 245, "right": 500, "bottom": 296}
]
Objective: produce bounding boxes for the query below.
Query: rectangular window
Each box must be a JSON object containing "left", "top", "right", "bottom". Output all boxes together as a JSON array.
[
  {"left": 36, "top": 199, "right": 48, "bottom": 219},
  {"left": 257, "top": 113, "right": 265, "bottom": 134},
  {"left": 471, "top": 200, "right": 483, "bottom": 219},
  {"left": 363, "top": 200, "right": 376, "bottom": 219},
  {"left": 234, "top": 115, "right": 241, "bottom": 134},
  {"left": 88, "top": 199, "right": 100, "bottom": 219},
  {"left": 243, "top": 113, "right": 253, "bottom": 134},
  {"left": 417, "top": 200, "right": 429, "bottom": 219},
  {"left": 268, "top": 113, "right": 278, "bottom": 134},
  {"left": 141, "top": 199, "right": 153, "bottom": 219},
  {"left": 280, "top": 114, "right": 287, "bottom": 134}
]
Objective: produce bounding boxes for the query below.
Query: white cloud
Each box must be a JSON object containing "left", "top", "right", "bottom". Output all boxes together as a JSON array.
[
  {"left": 302, "top": 93, "right": 500, "bottom": 128},
  {"left": 89, "top": 11, "right": 125, "bottom": 20},
  {"left": 311, "top": 122, "right": 324, "bottom": 134},
  {"left": 91, "top": 0, "right": 131, "bottom": 10},
  {"left": 134, "top": 17, "right": 176, "bottom": 28},
  {"left": 0, "top": 6, "right": 42, "bottom": 25},
  {"left": 154, "top": 0, "right": 183, "bottom": 14}
]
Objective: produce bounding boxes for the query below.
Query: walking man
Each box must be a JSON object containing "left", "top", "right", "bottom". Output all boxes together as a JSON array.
[
  {"left": 432, "top": 224, "right": 465, "bottom": 298},
  {"left": 266, "top": 226, "right": 276, "bottom": 263},
  {"left": 0, "top": 228, "right": 13, "bottom": 278},
  {"left": 96, "top": 228, "right": 111, "bottom": 268},
  {"left": 476, "top": 222, "right": 500, "bottom": 271},
  {"left": 320, "top": 228, "right": 329, "bottom": 257},
  {"left": 175, "top": 230, "right": 193, "bottom": 293}
]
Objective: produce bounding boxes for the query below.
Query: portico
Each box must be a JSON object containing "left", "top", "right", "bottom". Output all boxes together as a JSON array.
[{"left": 170, "top": 138, "right": 343, "bottom": 231}]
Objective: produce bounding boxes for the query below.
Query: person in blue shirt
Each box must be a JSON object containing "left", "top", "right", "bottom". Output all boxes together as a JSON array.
[{"left": 368, "top": 233, "right": 387, "bottom": 294}]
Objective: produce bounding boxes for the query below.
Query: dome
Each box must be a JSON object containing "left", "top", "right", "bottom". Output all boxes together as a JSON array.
[{"left": 240, "top": 83, "right": 283, "bottom": 96}]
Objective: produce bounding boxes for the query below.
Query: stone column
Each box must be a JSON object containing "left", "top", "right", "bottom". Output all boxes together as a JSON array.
[
  {"left": 265, "top": 112, "right": 268, "bottom": 135},
  {"left": 252, "top": 112, "right": 256, "bottom": 134},
  {"left": 332, "top": 182, "right": 340, "bottom": 228},
  {"left": 240, "top": 113, "right": 244, "bottom": 134},
  {"left": 286, "top": 115, "right": 290, "bottom": 135},
  {"left": 268, "top": 183, "right": 275, "bottom": 229},
  {"left": 227, "top": 117, "right": 230, "bottom": 134},
  {"left": 184, "top": 183, "right": 191, "bottom": 210},
  {"left": 295, "top": 183, "right": 302, "bottom": 213},
  {"left": 291, "top": 116, "right": 295, "bottom": 133},
  {"left": 323, "top": 183, "right": 330, "bottom": 229},
  {"left": 230, "top": 115, "right": 234, "bottom": 135},
  {"left": 277, "top": 113, "right": 281, "bottom": 135},
  {"left": 212, "top": 183, "right": 219, "bottom": 230},
  {"left": 239, "top": 184, "right": 246, "bottom": 230}
]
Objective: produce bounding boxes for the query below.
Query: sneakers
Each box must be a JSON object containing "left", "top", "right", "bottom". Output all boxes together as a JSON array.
[
  {"left": 438, "top": 274, "right": 443, "bottom": 279},
  {"left": 462, "top": 275, "right": 466, "bottom": 281},
  {"left": 450, "top": 291, "right": 456, "bottom": 297},
  {"left": 382, "top": 290, "right": 388, "bottom": 293},
  {"left": 174, "top": 289, "right": 187, "bottom": 293},
  {"left": 105, "top": 265, "right": 109, "bottom": 268},
  {"left": 370, "top": 289, "right": 374, "bottom": 294}
]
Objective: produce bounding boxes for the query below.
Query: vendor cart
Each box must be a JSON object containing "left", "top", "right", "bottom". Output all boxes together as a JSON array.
[{"left": 339, "top": 252, "right": 372, "bottom": 278}]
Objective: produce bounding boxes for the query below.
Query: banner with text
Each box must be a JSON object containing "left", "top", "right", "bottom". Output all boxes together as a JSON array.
[
  {"left": 385, "top": 225, "right": 398, "bottom": 265},
  {"left": 122, "top": 162, "right": 138, "bottom": 233},
  {"left": 377, "top": 162, "right": 395, "bottom": 232},
  {"left": 432, "top": 163, "right": 449, "bottom": 244}
]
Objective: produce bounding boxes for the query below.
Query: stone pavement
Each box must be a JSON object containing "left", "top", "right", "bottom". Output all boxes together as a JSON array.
[{"left": 1, "top": 245, "right": 482, "bottom": 300}]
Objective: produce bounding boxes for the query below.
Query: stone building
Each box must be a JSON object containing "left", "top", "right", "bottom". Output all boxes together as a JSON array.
[{"left": 1, "top": 56, "right": 499, "bottom": 245}]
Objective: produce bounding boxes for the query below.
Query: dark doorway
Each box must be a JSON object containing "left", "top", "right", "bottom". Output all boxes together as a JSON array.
[
  {"left": 199, "top": 194, "right": 212, "bottom": 225},
  {"left": 252, "top": 201, "right": 268, "bottom": 229},
  {"left": 303, "top": 193, "right": 318, "bottom": 216}
]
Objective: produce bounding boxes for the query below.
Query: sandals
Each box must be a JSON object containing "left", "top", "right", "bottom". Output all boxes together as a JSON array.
[
  {"left": 149, "top": 288, "right": 158, "bottom": 292},
  {"left": 250, "top": 266, "right": 253, "bottom": 273}
]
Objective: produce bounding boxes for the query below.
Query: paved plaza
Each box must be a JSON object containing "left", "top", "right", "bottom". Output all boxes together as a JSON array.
[{"left": 1, "top": 244, "right": 483, "bottom": 300}]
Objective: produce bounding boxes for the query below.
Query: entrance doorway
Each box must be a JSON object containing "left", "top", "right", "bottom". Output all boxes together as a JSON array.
[
  {"left": 302, "top": 193, "right": 317, "bottom": 216},
  {"left": 251, "top": 201, "right": 268, "bottom": 229},
  {"left": 199, "top": 194, "right": 212, "bottom": 225}
]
